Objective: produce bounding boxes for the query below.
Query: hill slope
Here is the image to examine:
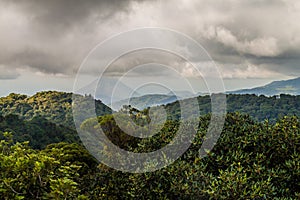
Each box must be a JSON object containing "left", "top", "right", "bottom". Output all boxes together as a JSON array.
[
  {"left": 163, "top": 94, "right": 300, "bottom": 123},
  {"left": 229, "top": 77, "right": 300, "bottom": 96},
  {"left": 0, "top": 114, "right": 79, "bottom": 149},
  {"left": 0, "top": 91, "right": 113, "bottom": 148},
  {"left": 0, "top": 91, "right": 112, "bottom": 128}
]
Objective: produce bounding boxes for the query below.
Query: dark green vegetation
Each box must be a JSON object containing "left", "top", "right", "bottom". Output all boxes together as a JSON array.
[
  {"left": 0, "top": 114, "right": 78, "bottom": 149},
  {"left": 1, "top": 113, "right": 299, "bottom": 199},
  {"left": 0, "top": 91, "right": 112, "bottom": 148},
  {"left": 0, "top": 91, "right": 299, "bottom": 199},
  {"left": 166, "top": 93, "right": 300, "bottom": 123}
]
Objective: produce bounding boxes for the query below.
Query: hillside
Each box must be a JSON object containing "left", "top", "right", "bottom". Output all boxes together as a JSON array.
[
  {"left": 229, "top": 77, "right": 300, "bottom": 96},
  {"left": 164, "top": 93, "right": 300, "bottom": 123},
  {"left": 2, "top": 91, "right": 300, "bottom": 148},
  {"left": 110, "top": 77, "right": 300, "bottom": 110},
  {"left": 0, "top": 91, "right": 112, "bottom": 148},
  {"left": 0, "top": 91, "right": 112, "bottom": 128},
  {"left": 0, "top": 114, "right": 79, "bottom": 149}
]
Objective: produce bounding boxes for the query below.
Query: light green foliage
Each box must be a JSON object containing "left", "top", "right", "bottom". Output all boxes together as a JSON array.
[
  {"left": 0, "top": 91, "right": 112, "bottom": 129},
  {"left": 0, "top": 91, "right": 112, "bottom": 149},
  {"left": 0, "top": 133, "right": 89, "bottom": 199}
]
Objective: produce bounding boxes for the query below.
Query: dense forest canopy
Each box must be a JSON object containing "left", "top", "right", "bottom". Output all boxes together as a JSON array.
[
  {"left": 0, "top": 91, "right": 112, "bottom": 149},
  {"left": 0, "top": 112, "right": 299, "bottom": 199},
  {"left": 0, "top": 91, "right": 299, "bottom": 199},
  {"left": 0, "top": 114, "right": 79, "bottom": 149},
  {"left": 165, "top": 93, "right": 300, "bottom": 123},
  {"left": 2, "top": 91, "right": 300, "bottom": 150},
  {"left": 0, "top": 91, "right": 112, "bottom": 129},
  {"left": 1, "top": 91, "right": 300, "bottom": 125}
]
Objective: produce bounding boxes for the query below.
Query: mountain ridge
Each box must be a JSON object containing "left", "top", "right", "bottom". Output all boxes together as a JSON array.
[{"left": 228, "top": 77, "right": 300, "bottom": 96}]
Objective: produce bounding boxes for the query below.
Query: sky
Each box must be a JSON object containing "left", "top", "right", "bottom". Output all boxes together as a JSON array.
[{"left": 0, "top": 0, "right": 300, "bottom": 97}]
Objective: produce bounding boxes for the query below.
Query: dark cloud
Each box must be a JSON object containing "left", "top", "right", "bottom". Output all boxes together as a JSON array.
[
  {"left": 0, "top": 0, "right": 152, "bottom": 75},
  {"left": 102, "top": 49, "right": 189, "bottom": 77},
  {"left": 8, "top": 0, "right": 139, "bottom": 35},
  {"left": 0, "top": 0, "right": 299, "bottom": 79}
]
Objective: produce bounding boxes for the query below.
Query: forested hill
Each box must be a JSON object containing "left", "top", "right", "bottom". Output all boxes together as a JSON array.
[
  {"left": 0, "top": 91, "right": 112, "bottom": 128},
  {"left": 1, "top": 91, "right": 300, "bottom": 148},
  {"left": 0, "top": 91, "right": 112, "bottom": 148},
  {"left": 165, "top": 93, "right": 300, "bottom": 122},
  {"left": 2, "top": 91, "right": 300, "bottom": 126}
]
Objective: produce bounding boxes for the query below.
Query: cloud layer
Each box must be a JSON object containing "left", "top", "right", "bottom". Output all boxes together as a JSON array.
[{"left": 0, "top": 0, "right": 299, "bottom": 80}]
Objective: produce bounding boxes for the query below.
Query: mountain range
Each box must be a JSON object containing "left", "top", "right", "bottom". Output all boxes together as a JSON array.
[
  {"left": 114, "top": 77, "right": 300, "bottom": 110},
  {"left": 108, "top": 77, "right": 300, "bottom": 110},
  {"left": 228, "top": 77, "right": 300, "bottom": 96},
  {"left": 112, "top": 91, "right": 202, "bottom": 110},
  {"left": 112, "top": 94, "right": 178, "bottom": 110},
  {"left": 75, "top": 77, "right": 140, "bottom": 106}
]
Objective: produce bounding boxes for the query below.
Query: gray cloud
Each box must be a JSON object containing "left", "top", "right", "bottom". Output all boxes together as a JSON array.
[
  {"left": 0, "top": 65, "right": 20, "bottom": 80},
  {"left": 102, "top": 49, "right": 191, "bottom": 77},
  {"left": 0, "top": 0, "right": 153, "bottom": 75},
  {"left": 0, "top": 0, "right": 299, "bottom": 79},
  {"left": 4, "top": 0, "right": 139, "bottom": 31}
]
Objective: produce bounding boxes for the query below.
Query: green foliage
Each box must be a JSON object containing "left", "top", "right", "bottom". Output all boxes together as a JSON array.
[
  {"left": 0, "top": 91, "right": 113, "bottom": 149},
  {"left": 165, "top": 94, "right": 300, "bottom": 123},
  {"left": 0, "top": 91, "right": 299, "bottom": 199},
  {"left": 77, "top": 112, "right": 299, "bottom": 199},
  {"left": 0, "top": 91, "right": 112, "bottom": 129},
  {"left": 0, "top": 114, "right": 79, "bottom": 149},
  {"left": 81, "top": 112, "right": 179, "bottom": 152},
  {"left": 0, "top": 133, "right": 89, "bottom": 199}
]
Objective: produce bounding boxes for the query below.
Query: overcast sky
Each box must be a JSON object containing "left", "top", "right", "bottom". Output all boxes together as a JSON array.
[{"left": 0, "top": 0, "right": 300, "bottom": 96}]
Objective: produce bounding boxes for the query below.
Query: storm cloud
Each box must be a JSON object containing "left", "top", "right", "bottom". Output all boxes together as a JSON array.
[{"left": 0, "top": 0, "right": 299, "bottom": 80}]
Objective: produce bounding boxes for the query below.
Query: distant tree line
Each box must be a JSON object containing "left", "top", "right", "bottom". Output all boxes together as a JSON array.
[{"left": 165, "top": 93, "right": 300, "bottom": 123}]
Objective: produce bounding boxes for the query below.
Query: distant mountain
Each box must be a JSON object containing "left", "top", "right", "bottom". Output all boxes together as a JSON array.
[
  {"left": 75, "top": 77, "right": 140, "bottom": 105},
  {"left": 112, "top": 91, "right": 200, "bottom": 110},
  {"left": 167, "top": 90, "right": 198, "bottom": 98},
  {"left": 113, "top": 94, "right": 178, "bottom": 110},
  {"left": 228, "top": 77, "right": 300, "bottom": 96}
]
